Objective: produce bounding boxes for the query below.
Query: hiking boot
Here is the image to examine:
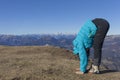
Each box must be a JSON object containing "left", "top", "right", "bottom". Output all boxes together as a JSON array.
[
  {"left": 93, "top": 65, "right": 100, "bottom": 74},
  {"left": 89, "top": 65, "right": 100, "bottom": 74}
]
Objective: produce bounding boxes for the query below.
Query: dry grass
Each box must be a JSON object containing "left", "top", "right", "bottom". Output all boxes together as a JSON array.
[{"left": 0, "top": 46, "right": 120, "bottom": 80}]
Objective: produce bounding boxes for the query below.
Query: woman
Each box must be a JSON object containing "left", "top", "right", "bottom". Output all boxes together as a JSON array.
[{"left": 73, "top": 19, "right": 97, "bottom": 74}]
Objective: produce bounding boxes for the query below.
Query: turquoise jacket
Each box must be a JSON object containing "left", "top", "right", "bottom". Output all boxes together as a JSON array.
[{"left": 73, "top": 20, "right": 97, "bottom": 72}]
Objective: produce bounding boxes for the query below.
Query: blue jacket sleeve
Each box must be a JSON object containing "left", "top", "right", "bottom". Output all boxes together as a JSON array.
[
  {"left": 88, "top": 29, "right": 97, "bottom": 38},
  {"left": 72, "top": 39, "right": 79, "bottom": 55},
  {"left": 88, "top": 21, "right": 97, "bottom": 38}
]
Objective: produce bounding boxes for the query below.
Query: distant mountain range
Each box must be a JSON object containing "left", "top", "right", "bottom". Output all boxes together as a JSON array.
[
  {"left": 0, "top": 34, "right": 75, "bottom": 49},
  {"left": 0, "top": 34, "right": 120, "bottom": 71}
]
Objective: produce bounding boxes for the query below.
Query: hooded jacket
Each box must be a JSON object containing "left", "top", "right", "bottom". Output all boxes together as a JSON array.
[{"left": 73, "top": 20, "right": 97, "bottom": 72}]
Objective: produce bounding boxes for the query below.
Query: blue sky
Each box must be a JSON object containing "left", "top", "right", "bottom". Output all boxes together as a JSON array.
[{"left": 0, "top": 0, "right": 120, "bottom": 35}]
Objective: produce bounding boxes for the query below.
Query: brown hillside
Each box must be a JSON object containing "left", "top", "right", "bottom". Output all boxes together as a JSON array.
[{"left": 0, "top": 46, "right": 119, "bottom": 80}]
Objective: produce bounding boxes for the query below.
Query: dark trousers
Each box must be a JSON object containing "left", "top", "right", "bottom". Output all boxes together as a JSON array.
[{"left": 92, "top": 18, "right": 110, "bottom": 66}]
